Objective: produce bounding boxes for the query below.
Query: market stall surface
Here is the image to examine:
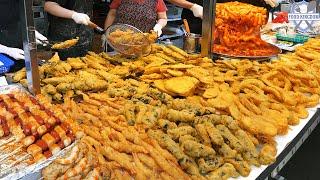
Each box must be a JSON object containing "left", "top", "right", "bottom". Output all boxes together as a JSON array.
[{"left": 280, "top": 124, "right": 320, "bottom": 180}]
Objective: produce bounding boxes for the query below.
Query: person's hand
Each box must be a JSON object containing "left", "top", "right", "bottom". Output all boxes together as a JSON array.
[
  {"left": 101, "top": 33, "right": 107, "bottom": 52},
  {"left": 35, "top": 30, "right": 48, "bottom": 46},
  {"left": 190, "top": 4, "right": 203, "bottom": 19},
  {"left": 153, "top": 24, "right": 163, "bottom": 37},
  {"left": 264, "top": 0, "right": 279, "bottom": 8},
  {"left": 0, "top": 44, "right": 24, "bottom": 60},
  {"left": 71, "top": 12, "right": 90, "bottom": 25}
]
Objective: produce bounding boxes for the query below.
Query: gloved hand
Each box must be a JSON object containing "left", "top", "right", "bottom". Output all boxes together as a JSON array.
[
  {"left": 101, "top": 33, "right": 107, "bottom": 52},
  {"left": 35, "top": 30, "right": 48, "bottom": 46},
  {"left": 190, "top": 4, "right": 203, "bottom": 19},
  {"left": 264, "top": 0, "right": 279, "bottom": 8},
  {"left": 0, "top": 44, "right": 24, "bottom": 60},
  {"left": 71, "top": 12, "right": 90, "bottom": 25},
  {"left": 153, "top": 24, "right": 163, "bottom": 37}
]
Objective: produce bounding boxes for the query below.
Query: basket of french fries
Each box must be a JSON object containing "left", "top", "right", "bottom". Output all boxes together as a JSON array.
[{"left": 106, "top": 24, "right": 157, "bottom": 57}]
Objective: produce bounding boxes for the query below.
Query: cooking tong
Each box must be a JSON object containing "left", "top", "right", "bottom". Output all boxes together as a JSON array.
[{"left": 38, "top": 21, "right": 106, "bottom": 48}]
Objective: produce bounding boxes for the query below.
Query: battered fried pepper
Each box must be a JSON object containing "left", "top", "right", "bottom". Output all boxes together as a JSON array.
[
  {"left": 205, "top": 123, "right": 224, "bottom": 146},
  {"left": 180, "top": 139, "right": 216, "bottom": 158},
  {"left": 198, "top": 157, "right": 224, "bottom": 174},
  {"left": 235, "top": 129, "right": 260, "bottom": 166},
  {"left": 219, "top": 143, "right": 237, "bottom": 159},
  {"left": 42, "top": 75, "right": 76, "bottom": 86},
  {"left": 206, "top": 163, "right": 238, "bottom": 180},
  {"left": 157, "top": 119, "right": 177, "bottom": 131},
  {"left": 13, "top": 67, "right": 26, "bottom": 82},
  {"left": 167, "top": 126, "right": 196, "bottom": 140},
  {"left": 67, "top": 57, "right": 87, "bottom": 69},
  {"left": 167, "top": 109, "right": 195, "bottom": 123},
  {"left": 52, "top": 37, "right": 79, "bottom": 49},
  {"left": 259, "top": 143, "right": 276, "bottom": 165},
  {"left": 179, "top": 135, "right": 200, "bottom": 143},
  {"left": 195, "top": 124, "right": 211, "bottom": 146},
  {"left": 216, "top": 125, "right": 244, "bottom": 152},
  {"left": 225, "top": 158, "right": 251, "bottom": 177},
  {"left": 147, "top": 130, "right": 200, "bottom": 176},
  {"left": 42, "top": 84, "right": 57, "bottom": 95}
]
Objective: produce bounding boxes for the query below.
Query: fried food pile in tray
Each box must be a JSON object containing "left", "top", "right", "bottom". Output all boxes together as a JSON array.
[
  {"left": 213, "top": 2, "right": 279, "bottom": 57},
  {"left": 51, "top": 37, "right": 79, "bottom": 50},
  {"left": 41, "top": 91, "right": 189, "bottom": 179},
  {"left": 0, "top": 91, "right": 82, "bottom": 177},
  {"left": 14, "top": 38, "right": 320, "bottom": 179},
  {"left": 108, "top": 29, "right": 157, "bottom": 56}
]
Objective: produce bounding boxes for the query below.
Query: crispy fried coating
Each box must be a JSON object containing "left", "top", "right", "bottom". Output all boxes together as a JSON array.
[
  {"left": 167, "top": 126, "right": 196, "bottom": 140},
  {"left": 205, "top": 123, "right": 224, "bottom": 146},
  {"left": 216, "top": 125, "right": 244, "bottom": 152},
  {"left": 259, "top": 143, "right": 277, "bottom": 165},
  {"left": 52, "top": 37, "right": 79, "bottom": 49},
  {"left": 206, "top": 163, "right": 238, "bottom": 180},
  {"left": 180, "top": 139, "right": 216, "bottom": 158}
]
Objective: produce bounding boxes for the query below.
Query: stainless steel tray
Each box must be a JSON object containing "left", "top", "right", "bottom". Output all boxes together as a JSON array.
[{"left": 212, "top": 43, "right": 282, "bottom": 59}]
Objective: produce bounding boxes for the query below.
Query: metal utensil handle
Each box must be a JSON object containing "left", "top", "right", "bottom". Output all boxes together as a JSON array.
[{"left": 183, "top": 19, "right": 191, "bottom": 34}]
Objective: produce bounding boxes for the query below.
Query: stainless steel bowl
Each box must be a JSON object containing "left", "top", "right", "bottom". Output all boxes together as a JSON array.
[{"left": 183, "top": 33, "right": 202, "bottom": 54}]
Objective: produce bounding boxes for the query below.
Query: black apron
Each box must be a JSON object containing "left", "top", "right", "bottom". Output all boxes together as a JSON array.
[
  {"left": 181, "top": 0, "right": 271, "bottom": 34},
  {"left": 47, "top": 0, "right": 94, "bottom": 60},
  {"left": 0, "top": 0, "right": 24, "bottom": 71}
]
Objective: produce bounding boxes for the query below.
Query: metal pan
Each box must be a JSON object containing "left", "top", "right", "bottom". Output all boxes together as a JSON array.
[{"left": 212, "top": 43, "right": 282, "bottom": 60}]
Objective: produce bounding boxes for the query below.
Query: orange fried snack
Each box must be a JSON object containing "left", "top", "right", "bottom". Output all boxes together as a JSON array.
[{"left": 212, "top": 2, "right": 279, "bottom": 57}]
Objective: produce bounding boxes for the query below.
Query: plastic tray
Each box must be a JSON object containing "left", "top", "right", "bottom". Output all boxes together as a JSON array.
[
  {"left": 0, "top": 54, "right": 15, "bottom": 74},
  {"left": 276, "top": 33, "right": 309, "bottom": 43}
]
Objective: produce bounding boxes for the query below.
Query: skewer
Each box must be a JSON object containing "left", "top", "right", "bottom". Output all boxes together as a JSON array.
[
  {"left": 0, "top": 153, "right": 31, "bottom": 176},
  {"left": 0, "top": 124, "right": 73, "bottom": 163},
  {"left": 0, "top": 146, "right": 23, "bottom": 163},
  {"left": 0, "top": 136, "right": 15, "bottom": 147},
  {"left": 0, "top": 134, "right": 76, "bottom": 175}
]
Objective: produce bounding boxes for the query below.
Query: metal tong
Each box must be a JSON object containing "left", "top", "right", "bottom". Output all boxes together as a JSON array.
[{"left": 88, "top": 21, "right": 106, "bottom": 35}]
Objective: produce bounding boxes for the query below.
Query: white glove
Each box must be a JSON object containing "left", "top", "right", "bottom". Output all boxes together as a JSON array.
[
  {"left": 0, "top": 44, "right": 24, "bottom": 60},
  {"left": 71, "top": 12, "right": 90, "bottom": 25},
  {"left": 101, "top": 33, "right": 107, "bottom": 52},
  {"left": 35, "top": 30, "right": 48, "bottom": 46},
  {"left": 264, "top": 0, "right": 279, "bottom": 8},
  {"left": 153, "top": 24, "right": 163, "bottom": 37},
  {"left": 190, "top": 4, "right": 203, "bottom": 19}
]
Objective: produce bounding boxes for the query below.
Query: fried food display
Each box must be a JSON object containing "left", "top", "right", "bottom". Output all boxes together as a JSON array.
[
  {"left": 41, "top": 92, "right": 190, "bottom": 180},
  {"left": 51, "top": 37, "right": 79, "bottom": 50},
  {"left": 13, "top": 38, "right": 320, "bottom": 179},
  {"left": 213, "top": 2, "right": 280, "bottom": 57},
  {"left": 107, "top": 29, "right": 157, "bottom": 56}
]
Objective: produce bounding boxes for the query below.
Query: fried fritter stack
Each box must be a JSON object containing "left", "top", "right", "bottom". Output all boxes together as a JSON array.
[{"left": 213, "top": 2, "right": 279, "bottom": 56}]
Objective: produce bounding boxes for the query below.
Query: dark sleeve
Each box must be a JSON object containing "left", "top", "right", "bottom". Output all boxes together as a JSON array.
[{"left": 44, "top": 0, "right": 64, "bottom": 6}]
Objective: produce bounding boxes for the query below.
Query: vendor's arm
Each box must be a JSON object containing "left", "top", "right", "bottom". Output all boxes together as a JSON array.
[
  {"left": 167, "top": 0, "right": 203, "bottom": 19},
  {"left": 157, "top": 12, "right": 168, "bottom": 29},
  {"left": 153, "top": 12, "right": 168, "bottom": 36},
  {"left": 166, "top": 0, "right": 194, "bottom": 9},
  {"left": 264, "top": 0, "right": 280, "bottom": 7},
  {"left": 153, "top": 0, "right": 168, "bottom": 36},
  {"left": 104, "top": 9, "right": 117, "bottom": 29},
  {"left": 44, "top": 1, "right": 74, "bottom": 19},
  {"left": 44, "top": 1, "right": 90, "bottom": 25}
]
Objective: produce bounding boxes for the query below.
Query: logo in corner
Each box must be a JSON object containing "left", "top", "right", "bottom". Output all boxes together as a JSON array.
[{"left": 288, "top": 0, "right": 320, "bottom": 32}]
